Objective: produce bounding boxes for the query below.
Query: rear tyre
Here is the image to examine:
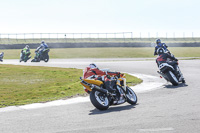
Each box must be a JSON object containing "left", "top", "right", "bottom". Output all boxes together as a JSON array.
[
  {"left": 126, "top": 87, "right": 137, "bottom": 105},
  {"left": 90, "top": 90, "right": 109, "bottom": 110},
  {"left": 166, "top": 71, "right": 178, "bottom": 86}
]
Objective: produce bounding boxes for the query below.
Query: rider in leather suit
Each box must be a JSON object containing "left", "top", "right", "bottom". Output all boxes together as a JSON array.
[
  {"left": 35, "top": 40, "right": 49, "bottom": 57},
  {"left": 154, "top": 39, "right": 168, "bottom": 56},
  {"left": 83, "top": 63, "right": 120, "bottom": 93}
]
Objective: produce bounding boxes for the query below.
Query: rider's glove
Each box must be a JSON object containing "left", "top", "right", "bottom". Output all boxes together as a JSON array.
[{"left": 106, "top": 75, "right": 111, "bottom": 79}]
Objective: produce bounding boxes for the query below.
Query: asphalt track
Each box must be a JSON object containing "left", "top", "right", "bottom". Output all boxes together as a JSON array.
[{"left": 0, "top": 59, "right": 200, "bottom": 133}]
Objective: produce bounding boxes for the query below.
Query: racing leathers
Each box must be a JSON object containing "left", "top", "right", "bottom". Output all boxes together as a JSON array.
[
  {"left": 36, "top": 43, "right": 49, "bottom": 57},
  {"left": 154, "top": 43, "right": 168, "bottom": 55},
  {"left": 83, "top": 67, "right": 120, "bottom": 93},
  {"left": 21, "top": 47, "right": 31, "bottom": 59}
]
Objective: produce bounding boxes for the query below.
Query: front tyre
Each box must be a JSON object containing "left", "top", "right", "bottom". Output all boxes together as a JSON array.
[
  {"left": 90, "top": 90, "right": 109, "bottom": 110},
  {"left": 182, "top": 79, "right": 186, "bottom": 83},
  {"left": 126, "top": 87, "right": 137, "bottom": 105},
  {"left": 44, "top": 54, "right": 49, "bottom": 62},
  {"left": 24, "top": 58, "right": 27, "bottom": 62},
  {"left": 166, "top": 71, "right": 178, "bottom": 86}
]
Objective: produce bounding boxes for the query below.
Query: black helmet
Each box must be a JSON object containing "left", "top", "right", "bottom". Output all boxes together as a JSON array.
[
  {"left": 157, "top": 47, "right": 165, "bottom": 55},
  {"left": 156, "top": 39, "right": 161, "bottom": 44}
]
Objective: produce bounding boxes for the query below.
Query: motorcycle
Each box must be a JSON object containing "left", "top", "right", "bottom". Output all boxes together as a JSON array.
[
  {"left": 0, "top": 52, "right": 4, "bottom": 62},
  {"left": 31, "top": 49, "right": 50, "bottom": 62},
  {"left": 20, "top": 50, "right": 31, "bottom": 62},
  {"left": 80, "top": 73, "right": 137, "bottom": 110},
  {"left": 157, "top": 61, "right": 185, "bottom": 86}
]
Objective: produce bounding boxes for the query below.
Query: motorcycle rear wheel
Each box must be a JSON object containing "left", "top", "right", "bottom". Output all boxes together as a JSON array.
[
  {"left": 90, "top": 90, "right": 109, "bottom": 110},
  {"left": 166, "top": 71, "right": 179, "bottom": 86},
  {"left": 126, "top": 87, "right": 137, "bottom": 105}
]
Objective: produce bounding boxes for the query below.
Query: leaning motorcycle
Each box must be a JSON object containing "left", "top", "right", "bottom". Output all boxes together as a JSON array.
[
  {"left": 20, "top": 51, "right": 31, "bottom": 62},
  {"left": 0, "top": 52, "right": 4, "bottom": 62},
  {"left": 31, "top": 49, "right": 50, "bottom": 62},
  {"left": 157, "top": 61, "right": 185, "bottom": 86},
  {"left": 80, "top": 73, "right": 137, "bottom": 110}
]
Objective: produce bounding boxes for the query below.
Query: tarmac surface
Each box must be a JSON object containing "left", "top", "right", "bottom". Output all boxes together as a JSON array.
[{"left": 0, "top": 58, "right": 200, "bottom": 133}]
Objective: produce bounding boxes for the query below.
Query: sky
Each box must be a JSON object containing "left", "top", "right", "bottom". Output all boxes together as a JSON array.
[{"left": 0, "top": 0, "right": 200, "bottom": 37}]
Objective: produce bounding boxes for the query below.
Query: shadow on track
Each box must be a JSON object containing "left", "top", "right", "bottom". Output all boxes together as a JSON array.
[
  {"left": 89, "top": 104, "right": 138, "bottom": 115},
  {"left": 164, "top": 83, "right": 188, "bottom": 89}
]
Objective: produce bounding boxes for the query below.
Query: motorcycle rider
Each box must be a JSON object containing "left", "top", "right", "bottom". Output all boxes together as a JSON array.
[
  {"left": 154, "top": 39, "right": 168, "bottom": 55},
  {"left": 21, "top": 45, "right": 31, "bottom": 60},
  {"left": 0, "top": 52, "right": 4, "bottom": 62},
  {"left": 83, "top": 63, "right": 120, "bottom": 94},
  {"left": 35, "top": 40, "right": 49, "bottom": 58}
]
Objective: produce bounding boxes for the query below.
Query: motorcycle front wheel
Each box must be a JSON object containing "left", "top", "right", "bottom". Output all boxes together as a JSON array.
[
  {"left": 24, "top": 58, "right": 28, "bottom": 62},
  {"left": 90, "top": 90, "right": 109, "bottom": 110},
  {"left": 126, "top": 87, "right": 137, "bottom": 105},
  {"left": 166, "top": 71, "right": 178, "bottom": 86},
  {"left": 44, "top": 54, "right": 49, "bottom": 62}
]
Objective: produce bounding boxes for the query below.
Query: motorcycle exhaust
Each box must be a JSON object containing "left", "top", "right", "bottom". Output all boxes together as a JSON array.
[
  {"left": 91, "top": 85, "right": 109, "bottom": 95},
  {"left": 80, "top": 77, "right": 109, "bottom": 95}
]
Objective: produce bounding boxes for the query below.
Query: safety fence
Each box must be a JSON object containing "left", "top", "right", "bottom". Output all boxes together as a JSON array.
[{"left": 0, "top": 32, "right": 200, "bottom": 44}]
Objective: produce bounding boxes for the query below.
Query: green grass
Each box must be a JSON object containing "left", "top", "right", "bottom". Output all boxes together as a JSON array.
[
  {"left": 0, "top": 64, "right": 142, "bottom": 108},
  {"left": 1, "top": 47, "right": 200, "bottom": 59},
  {"left": 126, "top": 74, "right": 142, "bottom": 86}
]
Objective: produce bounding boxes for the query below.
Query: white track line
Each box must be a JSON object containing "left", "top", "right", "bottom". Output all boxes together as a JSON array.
[
  {"left": 129, "top": 73, "right": 166, "bottom": 93},
  {"left": 137, "top": 127, "right": 174, "bottom": 132}
]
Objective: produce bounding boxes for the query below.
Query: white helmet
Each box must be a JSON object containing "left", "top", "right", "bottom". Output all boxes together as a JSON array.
[
  {"left": 89, "top": 63, "right": 97, "bottom": 68},
  {"left": 25, "top": 45, "right": 29, "bottom": 49}
]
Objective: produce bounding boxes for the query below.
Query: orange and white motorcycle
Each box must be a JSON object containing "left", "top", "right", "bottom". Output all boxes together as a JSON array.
[{"left": 80, "top": 73, "right": 137, "bottom": 110}]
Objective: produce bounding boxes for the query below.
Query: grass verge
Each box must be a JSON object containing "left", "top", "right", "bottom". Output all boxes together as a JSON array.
[
  {"left": 0, "top": 64, "right": 142, "bottom": 108},
  {"left": 1, "top": 47, "right": 200, "bottom": 59}
]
